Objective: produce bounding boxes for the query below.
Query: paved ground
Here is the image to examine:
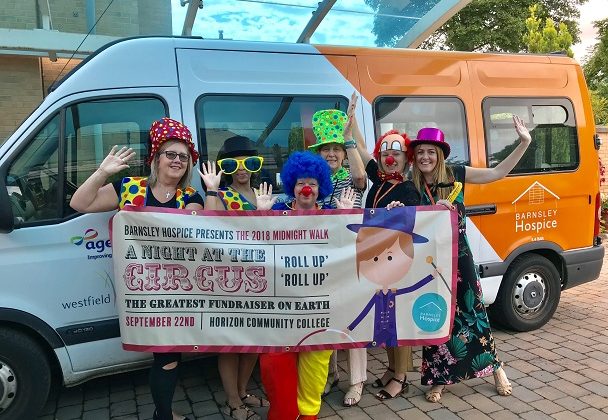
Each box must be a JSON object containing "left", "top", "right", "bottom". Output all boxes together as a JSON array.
[{"left": 38, "top": 246, "right": 608, "bottom": 420}]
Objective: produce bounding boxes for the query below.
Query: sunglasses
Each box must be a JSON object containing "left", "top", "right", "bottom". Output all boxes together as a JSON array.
[
  {"left": 161, "top": 151, "right": 190, "bottom": 162},
  {"left": 217, "top": 156, "right": 264, "bottom": 174}
]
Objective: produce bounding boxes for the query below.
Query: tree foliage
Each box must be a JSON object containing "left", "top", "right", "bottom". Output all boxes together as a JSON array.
[
  {"left": 584, "top": 19, "right": 608, "bottom": 94},
  {"left": 583, "top": 19, "right": 608, "bottom": 125},
  {"left": 590, "top": 90, "right": 608, "bottom": 125},
  {"left": 523, "top": 4, "right": 574, "bottom": 57},
  {"left": 364, "top": 0, "right": 587, "bottom": 52}
]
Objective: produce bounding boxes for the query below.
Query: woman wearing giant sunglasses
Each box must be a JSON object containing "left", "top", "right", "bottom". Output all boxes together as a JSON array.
[
  {"left": 210, "top": 136, "right": 264, "bottom": 211},
  {"left": 198, "top": 135, "right": 269, "bottom": 420}
]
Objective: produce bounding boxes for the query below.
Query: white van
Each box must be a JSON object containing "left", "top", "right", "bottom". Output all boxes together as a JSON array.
[{"left": 0, "top": 37, "right": 603, "bottom": 419}]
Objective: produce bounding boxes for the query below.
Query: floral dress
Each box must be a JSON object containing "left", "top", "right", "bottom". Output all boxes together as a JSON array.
[{"left": 420, "top": 165, "right": 502, "bottom": 385}]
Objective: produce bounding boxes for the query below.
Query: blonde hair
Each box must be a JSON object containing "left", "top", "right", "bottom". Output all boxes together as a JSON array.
[
  {"left": 355, "top": 227, "right": 414, "bottom": 279},
  {"left": 148, "top": 140, "right": 193, "bottom": 190},
  {"left": 411, "top": 144, "right": 453, "bottom": 200}
]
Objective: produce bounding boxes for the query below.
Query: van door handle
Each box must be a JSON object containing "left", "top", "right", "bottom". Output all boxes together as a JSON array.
[{"left": 465, "top": 204, "right": 496, "bottom": 216}]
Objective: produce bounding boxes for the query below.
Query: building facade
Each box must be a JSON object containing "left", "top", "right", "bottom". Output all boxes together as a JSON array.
[{"left": 0, "top": 0, "right": 171, "bottom": 142}]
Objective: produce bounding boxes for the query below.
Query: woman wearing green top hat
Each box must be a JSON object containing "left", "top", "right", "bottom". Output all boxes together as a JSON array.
[{"left": 308, "top": 97, "right": 368, "bottom": 407}]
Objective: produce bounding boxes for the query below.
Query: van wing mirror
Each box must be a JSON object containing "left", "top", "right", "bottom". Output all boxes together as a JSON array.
[
  {"left": 594, "top": 133, "right": 602, "bottom": 150},
  {"left": 0, "top": 169, "right": 15, "bottom": 234}
]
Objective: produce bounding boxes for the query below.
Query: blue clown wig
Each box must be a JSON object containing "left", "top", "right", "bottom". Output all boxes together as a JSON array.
[{"left": 281, "top": 151, "right": 333, "bottom": 200}]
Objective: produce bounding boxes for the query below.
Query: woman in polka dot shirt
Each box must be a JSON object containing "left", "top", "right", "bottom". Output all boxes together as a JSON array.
[{"left": 70, "top": 117, "right": 203, "bottom": 420}]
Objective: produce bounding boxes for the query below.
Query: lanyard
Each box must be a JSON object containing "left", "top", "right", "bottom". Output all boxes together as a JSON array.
[
  {"left": 327, "top": 178, "right": 339, "bottom": 207},
  {"left": 424, "top": 183, "right": 436, "bottom": 205},
  {"left": 372, "top": 181, "right": 399, "bottom": 208}
]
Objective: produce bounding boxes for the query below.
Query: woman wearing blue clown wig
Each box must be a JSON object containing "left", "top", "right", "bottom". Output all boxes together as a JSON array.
[
  {"left": 266, "top": 151, "right": 333, "bottom": 210},
  {"left": 255, "top": 151, "right": 355, "bottom": 420}
]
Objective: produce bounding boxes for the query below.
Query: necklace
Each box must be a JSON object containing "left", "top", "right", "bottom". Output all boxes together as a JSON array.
[{"left": 165, "top": 191, "right": 172, "bottom": 199}]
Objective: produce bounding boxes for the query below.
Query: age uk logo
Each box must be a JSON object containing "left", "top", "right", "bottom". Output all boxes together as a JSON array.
[{"left": 71, "top": 228, "right": 112, "bottom": 253}]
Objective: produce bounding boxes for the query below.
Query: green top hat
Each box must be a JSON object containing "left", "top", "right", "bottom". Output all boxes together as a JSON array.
[{"left": 308, "top": 109, "right": 348, "bottom": 151}]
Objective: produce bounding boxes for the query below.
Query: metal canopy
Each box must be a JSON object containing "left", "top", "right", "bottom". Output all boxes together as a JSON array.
[
  {"left": 181, "top": 0, "right": 204, "bottom": 37},
  {"left": 297, "top": 0, "right": 337, "bottom": 44},
  {"left": 0, "top": 0, "right": 473, "bottom": 57}
]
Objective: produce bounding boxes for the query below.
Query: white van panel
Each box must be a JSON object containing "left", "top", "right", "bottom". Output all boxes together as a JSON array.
[
  {"left": 467, "top": 218, "right": 502, "bottom": 264},
  {"left": 0, "top": 87, "right": 182, "bottom": 379},
  {"left": 180, "top": 49, "right": 351, "bottom": 88},
  {"left": 50, "top": 39, "right": 180, "bottom": 96},
  {"left": 479, "top": 275, "right": 502, "bottom": 305},
  {"left": 0, "top": 212, "right": 116, "bottom": 324},
  {"left": 64, "top": 338, "right": 150, "bottom": 378}
]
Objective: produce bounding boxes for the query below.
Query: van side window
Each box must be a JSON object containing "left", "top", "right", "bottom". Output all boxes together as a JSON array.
[
  {"left": 374, "top": 97, "right": 470, "bottom": 165},
  {"left": 64, "top": 98, "right": 166, "bottom": 218},
  {"left": 195, "top": 95, "right": 348, "bottom": 192},
  {"left": 483, "top": 98, "right": 579, "bottom": 173},
  {"left": 5, "top": 97, "right": 166, "bottom": 227},
  {"left": 6, "top": 114, "right": 61, "bottom": 225}
]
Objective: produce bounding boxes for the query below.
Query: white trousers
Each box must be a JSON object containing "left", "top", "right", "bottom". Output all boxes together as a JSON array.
[{"left": 327, "top": 348, "right": 368, "bottom": 385}]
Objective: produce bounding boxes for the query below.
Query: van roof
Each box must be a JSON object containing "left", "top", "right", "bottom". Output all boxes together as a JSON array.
[
  {"left": 49, "top": 36, "right": 577, "bottom": 99},
  {"left": 49, "top": 36, "right": 325, "bottom": 95}
]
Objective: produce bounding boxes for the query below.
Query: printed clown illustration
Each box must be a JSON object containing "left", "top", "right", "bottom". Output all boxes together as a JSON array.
[{"left": 345, "top": 207, "right": 437, "bottom": 347}]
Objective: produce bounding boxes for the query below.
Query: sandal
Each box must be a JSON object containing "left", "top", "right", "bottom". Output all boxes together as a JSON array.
[
  {"left": 322, "top": 373, "right": 339, "bottom": 396},
  {"left": 494, "top": 367, "right": 512, "bottom": 396},
  {"left": 425, "top": 385, "right": 445, "bottom": 403},
  {"left": 222, "top": 402, "right": 261, "bottom": 420},
  {"left": 372, "top": 368, "right": 395, "bottom": 388},
  {"left": 241, "top": 393, "right": 270, "bottom": 408},
  {"left": 375, "top": 377, "right": 408, "bottom": 400},
  {"left": 343, "top": 382, "right": 364, "bottom": 407}
]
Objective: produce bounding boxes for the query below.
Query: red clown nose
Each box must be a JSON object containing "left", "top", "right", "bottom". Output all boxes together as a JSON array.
[
  {"left": 300, "top": 185, "right": 313, "bottom": 197},
  {"left": 385, "top": 155, "right": 395, "bottom": 166}
]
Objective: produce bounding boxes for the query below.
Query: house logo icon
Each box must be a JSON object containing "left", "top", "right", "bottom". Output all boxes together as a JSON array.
[
  {"left": 413, "top": 293, "right": 448, "bottom": 333},
  {"left": 512, "top": 181, "right": 560, "bottom": 211}
]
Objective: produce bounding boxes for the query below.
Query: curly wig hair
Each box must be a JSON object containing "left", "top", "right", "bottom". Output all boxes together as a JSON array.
[
  {"left": 372, "top": 129, "right": 413, "bottom": 163},
  {"left": 281, "top": 151, "right": 333, "bottom": 200}
]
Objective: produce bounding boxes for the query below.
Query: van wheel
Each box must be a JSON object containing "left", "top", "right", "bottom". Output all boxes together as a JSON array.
[
  {"left": 0, "top": 328, "right": 51, "bottom": 419},
  {"left": 491, "top": 254, "right": 561, "bottom": 332}
]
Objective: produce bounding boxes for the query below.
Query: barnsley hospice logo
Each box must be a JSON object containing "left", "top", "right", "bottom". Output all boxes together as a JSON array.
[{"left": 71, "top": 228, "right": 112, "bottom": 260}]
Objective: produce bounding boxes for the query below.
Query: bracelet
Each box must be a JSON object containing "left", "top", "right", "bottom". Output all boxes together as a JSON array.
[
  {"left": 344, "top": 140, "right": 357, "bottom": 149},
  {"left": 206, "top": 190, "right": 219, "bottom": 197}
]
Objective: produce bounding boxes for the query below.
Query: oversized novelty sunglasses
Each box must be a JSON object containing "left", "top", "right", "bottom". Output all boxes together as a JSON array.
[
  {"left": 161, "top": 151, "right": 190, "bottom": 162},
  {"left": 217, "top": 156, "right": 264, "bottom": 174}
]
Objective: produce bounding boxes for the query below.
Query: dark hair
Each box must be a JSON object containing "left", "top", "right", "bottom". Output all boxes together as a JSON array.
[
  {"left": 217, "top": 136, "right": 258, "bottom": 160},
  {"left": 217, "top": 135, "right": 259, "bottom": 187}
]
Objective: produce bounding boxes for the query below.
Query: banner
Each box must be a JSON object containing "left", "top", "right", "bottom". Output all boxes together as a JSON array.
[{"left": 111, "top": 206, "right": 458, "bottom": 353}]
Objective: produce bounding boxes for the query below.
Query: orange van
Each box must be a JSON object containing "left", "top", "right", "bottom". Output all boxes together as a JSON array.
[{"left": 316, "top": 46, "right": 603, "bottom": 331}]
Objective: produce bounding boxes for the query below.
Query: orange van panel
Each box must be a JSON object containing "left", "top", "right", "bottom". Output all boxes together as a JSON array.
[{"left": 317, "top": 45, "right": 597, "bottom": 258}]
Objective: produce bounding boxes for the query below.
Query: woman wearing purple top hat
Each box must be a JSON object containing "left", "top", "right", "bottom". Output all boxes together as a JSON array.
[{"left": 408, "top": 118, "right": 532, "bottom": 403}]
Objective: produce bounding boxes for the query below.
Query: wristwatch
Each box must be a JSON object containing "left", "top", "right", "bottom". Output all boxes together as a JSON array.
[
  {"left": 344, "top": 139, "right": 357, "bottom": 149},
  {"left": 206, "top": 190, "right": 219, "bottom": 197}
]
